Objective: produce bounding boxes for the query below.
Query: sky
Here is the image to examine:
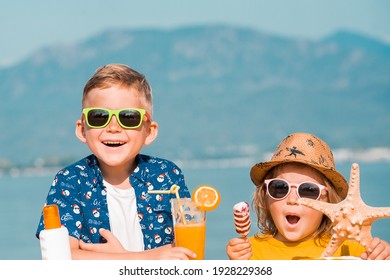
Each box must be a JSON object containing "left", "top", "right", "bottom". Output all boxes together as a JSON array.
[{"left": 1, "top": 0, "right": 389, "bottom": 66}]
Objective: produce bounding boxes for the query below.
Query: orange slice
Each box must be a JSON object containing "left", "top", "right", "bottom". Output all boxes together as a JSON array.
[{"left": 192, "top": 185, "right": 221, "bottom": 211}]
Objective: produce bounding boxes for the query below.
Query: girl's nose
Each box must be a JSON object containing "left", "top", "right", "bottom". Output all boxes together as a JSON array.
[{"left": 286, "top": 185, "right": 299, "bottom": 205}]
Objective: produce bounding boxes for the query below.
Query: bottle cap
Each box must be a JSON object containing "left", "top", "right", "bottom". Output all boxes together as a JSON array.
[{"left": 43, "top": 204, "right": 61, "bottom": 230}]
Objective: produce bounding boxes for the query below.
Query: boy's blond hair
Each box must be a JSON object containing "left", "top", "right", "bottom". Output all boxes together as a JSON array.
[{"left": 82, "top": 64, "right": 153, "bottom": 113}]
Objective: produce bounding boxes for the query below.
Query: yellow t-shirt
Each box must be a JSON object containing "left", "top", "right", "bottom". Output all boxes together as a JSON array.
[{"left": 248, "top": 235, "right": 365, "bottom": 260}]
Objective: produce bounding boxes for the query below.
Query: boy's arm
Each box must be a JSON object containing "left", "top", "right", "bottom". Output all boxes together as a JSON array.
[{"left": 70, "top": 229, "right": 196, "bottom": 260}]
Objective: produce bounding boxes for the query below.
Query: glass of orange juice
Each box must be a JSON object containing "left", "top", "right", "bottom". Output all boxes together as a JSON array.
[{"left": 171, "top": 198, "right": 206, "bottom": 260}]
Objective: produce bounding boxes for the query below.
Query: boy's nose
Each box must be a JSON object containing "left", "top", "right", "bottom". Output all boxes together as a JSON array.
[{"left": 106, "top": 115, "right": 122, "bottom": 132}]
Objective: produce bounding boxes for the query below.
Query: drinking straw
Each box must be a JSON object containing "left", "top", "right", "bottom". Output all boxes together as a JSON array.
[
  {"left": 148, "top": 184, "right": 181, "bottom": 196},
  {"left": 148, "top": 184, "right": 187, "bottom": 224}
]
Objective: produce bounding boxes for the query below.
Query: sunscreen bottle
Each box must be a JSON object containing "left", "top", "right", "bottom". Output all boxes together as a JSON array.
[{"left": 39, "top": 204, "right": 72, "bottom": 260}]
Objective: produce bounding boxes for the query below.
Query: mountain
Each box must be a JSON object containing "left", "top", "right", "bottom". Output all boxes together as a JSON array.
[{"left": 1, "top": 25, "right": 389, "bottom": 169}]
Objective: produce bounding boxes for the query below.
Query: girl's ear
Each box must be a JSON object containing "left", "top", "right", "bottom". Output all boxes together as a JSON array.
[
  {"left": 75, "top": 119, "right": 87, "bottom": 143},
  {"left": 144, "top": 121, "right": 158, "bottom": 146}
]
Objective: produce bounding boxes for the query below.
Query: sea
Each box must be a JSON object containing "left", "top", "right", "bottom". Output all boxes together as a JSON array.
[{"left": 1, "top": 162, "right": 389, "bottom": 260}]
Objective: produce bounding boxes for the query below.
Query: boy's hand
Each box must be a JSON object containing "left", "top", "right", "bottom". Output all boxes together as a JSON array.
[
  {"left": 361, "top": 237, "right": 390, "bottom": 260},
  {"left": 147, "top": 244, "right": 197, "bottom": 260},
  {"left": 226, "top": 237, "right": 252, "bottom": 260},
  {"left": 79, "top": 228, "right": 127, "bottom": 253}
]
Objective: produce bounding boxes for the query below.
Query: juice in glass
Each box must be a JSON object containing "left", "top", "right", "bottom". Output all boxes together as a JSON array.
[
  {"left": 174, "top": 222, "right": 206, "bottom": 260},
  {"left": 171, "top": 198, "right": 206, "bottom": 260}
]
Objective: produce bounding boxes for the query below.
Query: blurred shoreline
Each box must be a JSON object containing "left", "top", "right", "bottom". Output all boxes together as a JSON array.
[{"left": 1, "top": 147, "right": 390, "bottom": 178}]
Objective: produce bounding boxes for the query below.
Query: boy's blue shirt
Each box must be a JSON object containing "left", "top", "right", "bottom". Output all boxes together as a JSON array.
[{"left": 36, "top": 154, "right": 190, "bottom": 250}]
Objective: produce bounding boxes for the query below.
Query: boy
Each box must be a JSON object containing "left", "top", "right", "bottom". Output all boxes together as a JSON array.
[{"left": 36, "top": 64, "right": 195, "bottom": 259}]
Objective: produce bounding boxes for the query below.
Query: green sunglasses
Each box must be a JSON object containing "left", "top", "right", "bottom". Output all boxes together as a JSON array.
[{"left": 82, "top": 107, "right": 150, "bottom": 129}]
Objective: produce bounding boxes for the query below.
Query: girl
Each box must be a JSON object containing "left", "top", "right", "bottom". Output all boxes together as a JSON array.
[{"left": 226, "top": 132, "right": 390, "bottom": 260}]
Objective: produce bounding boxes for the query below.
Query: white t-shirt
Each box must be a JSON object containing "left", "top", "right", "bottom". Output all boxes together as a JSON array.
[{"left": 104, "top": 180, "right": 144, "bottom": 252}]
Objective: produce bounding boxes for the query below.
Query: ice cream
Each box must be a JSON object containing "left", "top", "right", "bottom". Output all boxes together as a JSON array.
[{"left": 233, "top": 202, "right": 251, "bottom": 237}]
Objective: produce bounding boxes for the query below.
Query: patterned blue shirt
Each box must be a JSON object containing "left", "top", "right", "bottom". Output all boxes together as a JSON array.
[{"left": 36, "top": 154, "right": 190, "bottom": 250}]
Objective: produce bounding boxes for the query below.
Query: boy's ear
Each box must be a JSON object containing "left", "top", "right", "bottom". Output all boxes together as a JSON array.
[
  {"left": 144, "top": 121, "right": 158, "bottom": 146},
  {"left": 75, "top": 119, "right": 87, "bottom": 143}
]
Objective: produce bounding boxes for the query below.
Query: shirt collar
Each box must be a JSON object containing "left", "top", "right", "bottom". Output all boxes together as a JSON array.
[{"left": 87, "top": 154, "right": 151, "bottom": 185}]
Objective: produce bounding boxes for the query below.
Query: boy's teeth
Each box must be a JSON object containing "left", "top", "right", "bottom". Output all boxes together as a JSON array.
[{"left": 104, "top": 141, "right": 124, "bottom": 146}]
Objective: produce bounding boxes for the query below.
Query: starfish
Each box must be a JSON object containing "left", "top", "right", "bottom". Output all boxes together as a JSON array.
[{"left": 299, "top": 163, "right": 390, "bottom": 257}]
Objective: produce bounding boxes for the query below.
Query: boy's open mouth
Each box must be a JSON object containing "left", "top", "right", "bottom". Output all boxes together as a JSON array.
[
  {"left": 286, "top": 215, "right": 300, "bottom": 225},
  {"left": 103, "top": 141, "right": 125, "bottom": 147}
]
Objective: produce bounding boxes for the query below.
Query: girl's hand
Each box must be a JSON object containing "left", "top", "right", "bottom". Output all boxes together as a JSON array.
[
  {"left": 361, "top": 237, "right": 390, "bottom": 260},
  {"left": 226, "top": 237, "right": 252, "bottom": 260}
]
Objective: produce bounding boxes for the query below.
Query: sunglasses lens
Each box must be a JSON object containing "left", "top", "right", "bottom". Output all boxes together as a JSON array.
[
  {"left": 268, "top": 180, "right": 289, "bottom": 199},
  {"left": 87, "top": 109, "right": 109, "bottom": 127},
  {"left": 298, "top": 183, "right": 321, "bottom": 199},
  {"left": 119, "top": 110, "right": 142, "bottom": 128}
]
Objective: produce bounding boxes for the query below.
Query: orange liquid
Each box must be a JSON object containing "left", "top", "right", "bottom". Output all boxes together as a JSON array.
[{"left": 174, "top": 222, "right": 206, "bottom": 260}]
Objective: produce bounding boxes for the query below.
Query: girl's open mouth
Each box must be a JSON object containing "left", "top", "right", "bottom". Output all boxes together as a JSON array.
[{"left": 286, "top": 215, "right": 300, "bottom": 225}]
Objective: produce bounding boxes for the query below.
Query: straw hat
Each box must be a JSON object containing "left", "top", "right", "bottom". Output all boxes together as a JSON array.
[{"left": 250, "top": 132, "right": 348, "bottom": 199}]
